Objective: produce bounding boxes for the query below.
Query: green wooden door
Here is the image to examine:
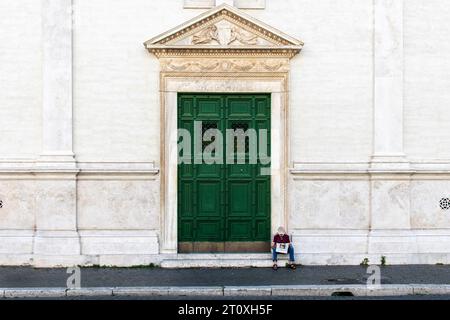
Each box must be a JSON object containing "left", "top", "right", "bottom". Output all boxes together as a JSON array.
[{"left": 178, "top": 93, "right": 271, "bottom": 253}]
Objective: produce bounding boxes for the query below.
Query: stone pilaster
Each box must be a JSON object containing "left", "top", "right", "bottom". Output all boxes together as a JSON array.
[
  {"left": 217, "top": 0, "right": 234, "bottom": 6},
  {"left": 39, "top": 0, "right": 75, "bottom": 169},
  {"left": 368, "top": 0, "right": 415, "bottom": 258},
  {"left": 234, "top": 0, "right": 266, "bottom": 9},
  {"left": 184, "top": 0, "right": 216, "bottom": 9},
  {"left": 33, "top": 0, "right": 80, "bottom": 266}
]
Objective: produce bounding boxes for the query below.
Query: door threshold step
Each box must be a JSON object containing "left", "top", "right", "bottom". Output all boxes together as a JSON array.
[
  {"left": 161, "top": 258, "right": 289, "bottom": 268},
  {"left": 174, "top": 253, "right": 272, "bottom": 260}
]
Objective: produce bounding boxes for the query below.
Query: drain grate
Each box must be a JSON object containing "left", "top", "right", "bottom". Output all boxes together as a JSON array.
[
  {"left": 327, "top": 278, "right": 361, "bottom": 285},
  {"left": 331, "top": 291, "right": 355, "bottom": 297}
]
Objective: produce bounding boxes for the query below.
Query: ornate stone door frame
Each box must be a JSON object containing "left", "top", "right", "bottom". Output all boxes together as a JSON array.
[
  {"left": 145, "top": 4, "right": 303, "bottom": 253},
  {"left": 161, "top": 74, "right": 287, "bottom": 253}
]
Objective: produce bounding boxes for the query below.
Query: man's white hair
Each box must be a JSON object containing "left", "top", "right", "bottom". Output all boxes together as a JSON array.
[{"left": 277, "top": 226, "right": 286, "bottom": 234}]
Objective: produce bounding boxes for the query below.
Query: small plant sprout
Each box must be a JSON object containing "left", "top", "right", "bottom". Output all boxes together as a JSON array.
[{"left": 360, "top": 258, "right": 369, "bottom": 266}]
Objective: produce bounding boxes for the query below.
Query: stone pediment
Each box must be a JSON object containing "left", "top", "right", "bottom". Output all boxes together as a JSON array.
[{"left": 144, "top": 4, "right": 303, "bottom": 57}]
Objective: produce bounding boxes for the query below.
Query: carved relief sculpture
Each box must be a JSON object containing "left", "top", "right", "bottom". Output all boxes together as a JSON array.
[
  {"left": 145, "top": 5, "right": 303, "bottom": 58},
  {"left": 228, "top": 26, "right": 258, "bottom": 45},
  {"left": 192, "top": 25, "right": 220, "bottom": 45},
  {"left": 160, "top": 59, "right": 289, "bottom": 73}
]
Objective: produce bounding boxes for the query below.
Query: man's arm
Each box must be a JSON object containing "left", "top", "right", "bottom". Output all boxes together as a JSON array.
[
  {"left": 271, "top": 235, "right": 278, "bottom": 249},
  {"left": 286, "top": 235, "right": 291, "bottom": 243}
]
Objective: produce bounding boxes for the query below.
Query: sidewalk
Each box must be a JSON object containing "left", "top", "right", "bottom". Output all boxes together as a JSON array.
[{"left": 1, "top": 265, "right": 449, "bottom": 298}]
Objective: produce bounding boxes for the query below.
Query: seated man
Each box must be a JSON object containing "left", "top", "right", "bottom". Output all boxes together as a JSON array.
[{"left": 272, "top": 226, "right": 296, "bottom": 270}]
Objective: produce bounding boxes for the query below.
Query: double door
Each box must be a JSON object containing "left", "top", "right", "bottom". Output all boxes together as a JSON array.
[{"left": 177, "top": 93, "right": 271, "bottom": 253}]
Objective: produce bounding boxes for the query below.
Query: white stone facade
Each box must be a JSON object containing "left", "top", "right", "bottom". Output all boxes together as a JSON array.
[{"left": 0, "top": 0, "right": 450, "bottom": 267}]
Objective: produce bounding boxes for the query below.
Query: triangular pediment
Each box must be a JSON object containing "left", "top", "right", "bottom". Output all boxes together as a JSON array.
[{"left": 144, "top": 4, "right": 303, "bottom": 57}]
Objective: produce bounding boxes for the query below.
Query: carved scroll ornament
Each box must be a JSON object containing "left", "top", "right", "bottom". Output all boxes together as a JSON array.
[{"left": 161, "top": 59, "right": 289, "bottom": 73}]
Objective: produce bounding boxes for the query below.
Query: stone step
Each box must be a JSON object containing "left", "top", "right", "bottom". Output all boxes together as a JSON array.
[
  {"left": 161, "top": 257, "right": 290, "bottom": 268},
  {"left": 174, "top": 253, "right": 272, "bottom": 260}
]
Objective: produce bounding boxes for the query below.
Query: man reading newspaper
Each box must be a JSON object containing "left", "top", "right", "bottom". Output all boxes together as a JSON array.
[{"left": 271, "top": 226, "right": 296, "bottom": 270}]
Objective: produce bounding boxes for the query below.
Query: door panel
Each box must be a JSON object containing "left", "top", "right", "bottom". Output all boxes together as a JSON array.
[
  {"left": 227, "top": 220, "right": 253, "bottom": 241},
  {"left": 229, "top": 181, "right": 252, "bottom": 216},
  {"left": 197, "top": 182, "right": 221, "bottom": 216}
]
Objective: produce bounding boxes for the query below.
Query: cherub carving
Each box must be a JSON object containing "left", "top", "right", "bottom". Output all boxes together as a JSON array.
[
  {"left": 228, "top": 27, "right": 258, "bottom": 45},
  {"left": 192, "top": 25, "right": 220, "bottom": 45}
]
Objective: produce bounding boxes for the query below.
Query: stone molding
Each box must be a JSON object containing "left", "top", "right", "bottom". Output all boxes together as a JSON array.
[
  {"left": 0, "top": 162, "right": 160, "bottom": 180},
  {"left": 3, "top": 160, "right": 450, "bottom": 178},
  {"left": 158, "top": 76, "right": 289, "bottom": 253},
  {"left": 160, "top": 58, "right": 290, "bottom": 73},
  {"left": 290, "top": 161, "right": 450, "bottom": 178}
]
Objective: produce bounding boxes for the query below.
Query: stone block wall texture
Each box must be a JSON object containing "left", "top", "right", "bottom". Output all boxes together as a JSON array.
[
  {"left": 0, "top": 0, "right": 42, "bottom": 159},
  {"left": 404, "top": 0, "right": 450, "bottom": 159}
]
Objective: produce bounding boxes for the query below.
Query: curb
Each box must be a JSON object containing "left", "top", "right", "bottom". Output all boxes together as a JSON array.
[{"left": 1, "top": 285, "right": 450, "bottom": 298}]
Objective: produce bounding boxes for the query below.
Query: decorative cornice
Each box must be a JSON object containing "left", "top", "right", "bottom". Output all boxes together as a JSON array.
[
  {"left": 144, "top": 4, "right": 303, "bottom": 59},
  {"left": 289, "top": 161, "right": 450, "bottom": 179},
  {"left": 0, "top": 161, "right": 160, "bottom": 178},
  {"left": 151, "top": 47, "right": 300, "bottom": 58}
]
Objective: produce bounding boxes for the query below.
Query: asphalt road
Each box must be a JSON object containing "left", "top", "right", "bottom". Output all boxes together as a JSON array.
[{"left": 1, "top": 265, "right": 450, "bottom": 288}]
